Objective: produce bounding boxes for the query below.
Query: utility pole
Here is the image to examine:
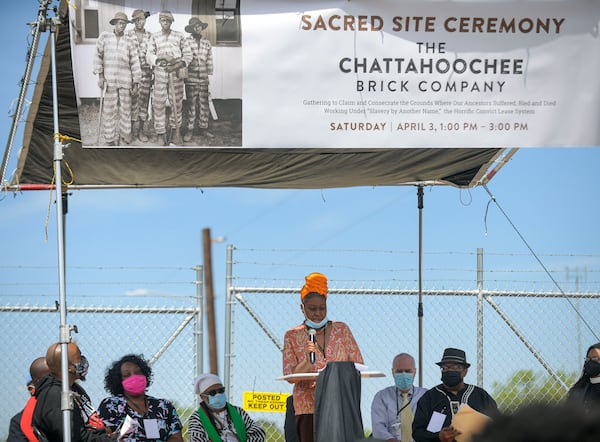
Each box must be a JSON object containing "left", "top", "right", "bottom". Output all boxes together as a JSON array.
[{"left": 203, "top": 228, "right": 218, "bottom": 375}]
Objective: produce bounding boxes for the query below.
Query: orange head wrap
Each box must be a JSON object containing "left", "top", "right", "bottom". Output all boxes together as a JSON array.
[{"left": 300, "top": 272, "right": 328, "bottom": 300}]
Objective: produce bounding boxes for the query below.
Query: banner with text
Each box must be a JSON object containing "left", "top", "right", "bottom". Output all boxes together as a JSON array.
[{"left": 71, "top": 0, "right": 600, "bottom": 149}]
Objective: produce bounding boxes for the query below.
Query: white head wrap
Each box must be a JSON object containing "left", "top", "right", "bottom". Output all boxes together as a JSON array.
[{"left": 194, "top": 373, "right": 222, "bottom": 395}]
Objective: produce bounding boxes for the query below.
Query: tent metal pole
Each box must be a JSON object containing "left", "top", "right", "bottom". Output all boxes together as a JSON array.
[
  {"left": 417, "top": 185, "right": 424, "bottom": 387},
  {"left": 0, "top": 2, "right": 49, "bottom": 185},
  {"left": 49, "top": 11, "right": 73, "bottom": 442}
]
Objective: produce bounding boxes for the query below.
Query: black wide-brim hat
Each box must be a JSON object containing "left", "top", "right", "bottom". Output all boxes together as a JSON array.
[
  {"left": 436, "top": 347, "right": 471, "bottom": 368},
  {"left": 109, "top": 12, "right": 130, "bottom": 25},
  {"left": 185, "top": 17, "right": 209, "bottom": 33}
]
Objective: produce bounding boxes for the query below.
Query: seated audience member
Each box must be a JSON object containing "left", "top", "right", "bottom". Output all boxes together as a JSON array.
[
  {"left": 413, "top": 348, "right": 498, "bottom": 442},
  {"left": 371, "top": 352, "right": 426, "bottom": 442},
  {"left": 8, "top": 357, "right": 50, "bottom": 442},
  {"left": 97, "top": 354, "right": 183, "bottom": 442},
  {"left": 188, "top": 373, "right": 266, "bottom": 442},
  {"left": 32, "top": 342, "right": 111, "bottom": 442},
  {"left": 566, "top": 342, "right": 600, "bottom": 413}
]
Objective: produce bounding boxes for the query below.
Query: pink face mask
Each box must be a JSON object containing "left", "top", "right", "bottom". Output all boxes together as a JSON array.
[{"left": 122, "top": 374, "right": 147, "bottom": 395}]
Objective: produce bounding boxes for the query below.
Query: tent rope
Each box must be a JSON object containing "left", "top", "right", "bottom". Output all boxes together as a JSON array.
[
  {"left": 482, "top": 183, "right": 598, "bottom": 341},
  {"left": 54, "top": 132, "right": 81, "bottom": 144}
]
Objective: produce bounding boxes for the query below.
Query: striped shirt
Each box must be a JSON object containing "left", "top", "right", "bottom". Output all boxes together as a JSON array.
[
  {"left": 94, "top": 31, "right": 141, "bottom": 88},
  {"left": 126, "top": 29, "right": 153, "bottom": 71},
  {"left": 186, "top": 36, "right": 213, "bottom": 83},
  {"left": 146, "top": 29, "right": 193, "bottom": 68}
]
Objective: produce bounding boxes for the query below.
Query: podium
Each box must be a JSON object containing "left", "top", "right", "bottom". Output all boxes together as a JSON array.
[
  {"left": 276, "top": 361, "right": 385, "bottom": 381},
  {"left": 278, "top": 362, "right": 385, "bottom": 442},
  {"left": 276, "top": 371, "right": 385, "bottom": 381}
]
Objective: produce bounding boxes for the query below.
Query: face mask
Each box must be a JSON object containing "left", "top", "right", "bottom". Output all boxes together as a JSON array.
[
  {"left": 441, "top": 370, "right": 462, "bottom": 387},
  {"left": 394, "top": 373, "right": 414, "bottom": 391},
  {"left": 583, "top": 360, "right": 600, "bottom": 378},
  {"left": 122, "top": 374, "right": 147, "bottom": 395},
  {"left": 305, "top": 317, "right": 328, "bottom": 330},
  {"left": 74, "top": 355, "right": 89, "bottom": 381},
  {"left": 207, "top": 392, "right": 227, "bottom": 410}
]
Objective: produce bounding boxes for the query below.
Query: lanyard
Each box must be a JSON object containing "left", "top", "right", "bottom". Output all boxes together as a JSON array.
[{"left": 395, "top": 386, "right": 414, "bottom": 417}]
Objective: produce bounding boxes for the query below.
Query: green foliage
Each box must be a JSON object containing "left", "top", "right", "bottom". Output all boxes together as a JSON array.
[
  {"left": 256, "top": 420, "right": 284, "bottom": 441},
  {"left": 174, "top": 404, "right": 196, "bottom": 441},
  {"left": 490, "top": 369, "right": 578, "bottom": 411}
]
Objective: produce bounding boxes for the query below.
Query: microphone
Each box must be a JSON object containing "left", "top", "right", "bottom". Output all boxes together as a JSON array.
[{"left": 308, "top": 328, "right": 316, "bottom": 364}]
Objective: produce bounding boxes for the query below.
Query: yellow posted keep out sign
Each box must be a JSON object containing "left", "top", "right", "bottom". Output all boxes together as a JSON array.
[{"left": 243, "top": 392, "right": 290, "bottom": 412}]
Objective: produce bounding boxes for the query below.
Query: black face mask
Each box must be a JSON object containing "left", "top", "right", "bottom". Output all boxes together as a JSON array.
[
  {"left": 74, "top": 355, "right": 89, "bottom": 381},
  {"left": 583, "top": 359, "right": 600, "bottom": 378},
  {"left": 441, "top": 370, "right": 462, "bottom": 387}
]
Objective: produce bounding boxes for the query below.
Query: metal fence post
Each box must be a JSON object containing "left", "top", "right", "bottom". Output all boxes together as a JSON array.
[
  {"left": 477, "top": 248, "right": 484, "bottom": 387},
  {"left": 195, "top": 265, "right": 204, "bottom": 400},
  {"left": 224, "top": 244, "right": 234, "bottom": 395}
]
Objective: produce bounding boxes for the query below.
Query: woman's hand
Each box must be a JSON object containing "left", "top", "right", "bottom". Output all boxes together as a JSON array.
[{"left": 305, "top": 339, "right": 318, "bottom": 363}]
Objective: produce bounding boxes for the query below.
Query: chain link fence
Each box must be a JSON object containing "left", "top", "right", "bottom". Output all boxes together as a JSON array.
[
  {"left": 0, "top": 305, "right": 201, "bottom": 440},
  {"left": 2, "top": 247, "right": 599, "bottom": 441},
  {"left": 225, "top": 247, "right": 600, "bottom": 440}
]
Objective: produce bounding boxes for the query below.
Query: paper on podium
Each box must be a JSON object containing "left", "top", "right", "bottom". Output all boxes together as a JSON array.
[
  {"left": 452, "top": 404, "right": 491, "bottom": 442},
  {"left": 276, "top": 363, "right": 385, "bottom": 381}
]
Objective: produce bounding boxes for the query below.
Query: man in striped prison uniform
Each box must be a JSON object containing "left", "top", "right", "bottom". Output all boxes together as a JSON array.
[
  {"left": 183, "top": 17, "right": 214, "bottom": 143},
  {"left": 146, "top": 11, "right": 193, "bottom": 146},
  {"left": 93, "top": 12, "right": 141, "bottom": 146},
  {"left": 127, "top": 9, "right": 153, "bottom": 143}
]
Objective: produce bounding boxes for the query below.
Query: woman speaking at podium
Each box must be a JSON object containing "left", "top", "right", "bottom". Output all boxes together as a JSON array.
[{"left": 283, "top": 271, "right": 363, "bottom": 442}]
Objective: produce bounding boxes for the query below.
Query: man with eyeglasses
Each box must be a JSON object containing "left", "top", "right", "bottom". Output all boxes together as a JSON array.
[
  {"left": 188, "top": 373, "right": 266, "bottom": 442},
  {"left": 371, "top": 353, "right": 427, "bottom": 442},
  {"left": 32, "top": 342, "right": 112, "bottom": 442},
  {"left": 412, "top": 348, "right": 498, "bottom": 442}
]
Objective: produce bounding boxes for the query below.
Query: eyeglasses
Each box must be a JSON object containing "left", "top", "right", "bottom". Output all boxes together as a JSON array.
[
  {"left": 440, "top": 364, "right": 464, "bottom": 371},
  {"left": 203, "top": 387, "right": 225, "bottom": 396},
  {"left": 585, "top": 357, "right": 600, "bottom": 362}
]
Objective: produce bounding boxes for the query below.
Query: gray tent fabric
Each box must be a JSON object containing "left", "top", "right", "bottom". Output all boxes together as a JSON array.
[
  {"left": 8, "top": 3, "right": 504, "bottom": 191},
  {"left": 314, "top": 361, "right": 364, "bottom": 442}
]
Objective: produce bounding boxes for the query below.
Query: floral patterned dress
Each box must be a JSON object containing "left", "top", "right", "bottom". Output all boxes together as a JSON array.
[
  {"left": 97, "top": 394, "right": 182, "bottom": 442},
  {"left": 282, "top": 321, "right": 363, "bottom": 415}
]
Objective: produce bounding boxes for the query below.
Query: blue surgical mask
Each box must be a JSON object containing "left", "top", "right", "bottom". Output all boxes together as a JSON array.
[
  {"left": 305, "top": 317, "right": 328, "bottom": 330},
  {"left": 394, "top": 373, "right": 414, "bottom": 391},
  {"left": 207, "top": 392, "right": 227, "bottom": 410}
]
